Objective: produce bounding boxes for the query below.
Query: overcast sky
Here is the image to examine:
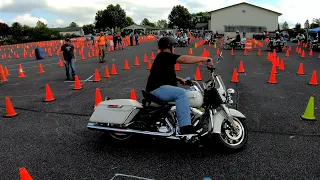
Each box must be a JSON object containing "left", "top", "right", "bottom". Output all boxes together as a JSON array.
[{"left": 0, "top": 0, "right": 318, "bottom": 28}]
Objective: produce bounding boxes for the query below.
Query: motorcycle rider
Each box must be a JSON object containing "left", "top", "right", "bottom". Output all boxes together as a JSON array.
[
  {"left": 231, "top": 30, "right": 241, "bottom": 47},
  {"left": 145, "top": 36, "right": 213, "bottom": 135},
  {"left": 275, "top": 31, "right": 281, "bottom": 39}
]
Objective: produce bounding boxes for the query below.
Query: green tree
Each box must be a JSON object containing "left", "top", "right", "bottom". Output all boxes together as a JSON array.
[
  {"left": 140, "top": 18, "right": 156, "bottom": 27},
  {"left": 82, "top": 24, "right": 95, "bottom": 34},
  {"left": 95, "top": 4, "right": 127, "bottom": 29},
  {"left": 190, "top": 12, "right": 210, "bottom": 28},
  {"left": 0, "top": 22, "right": 11, "bottom": 36},
  {"left": 124, "top": 16, "right": 135, "bottom": 27},
  {"left": 295, "top": 23, "right": 301, "bottom": 31},
  {"left": 156, "top": 19, "right": 168, "bottom": 29},
  {"left": 35, "top": 21, "right": 47, "bottom": 28},
  {"left": 304, "top": 20, "right": 310, "bottom": 29},
  {"left": 281, "top": 21, "right": 289, "bottom": 30},
  {"left": 168, "top": 5, "right": 192, "bottom": 29},
  {"left": 312, "top": 18, "right": 320, "bottom": 24},
  {"left": 310, "top": 23, "right": 320, "bottom": 29},
  {"left": 69, "top": 22, "right": 78, "bottom": 27}
]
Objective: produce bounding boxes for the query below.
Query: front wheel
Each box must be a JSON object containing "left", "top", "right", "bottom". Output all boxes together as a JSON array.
[
  {"left": 223, "top": 43, "right": 230, "bottom": 50},
  {"left": 216, "top": 117, "right": 248, "bottom": 151},
  {"left": 240, "top": 44, "right": 245, "bottom": 50}
]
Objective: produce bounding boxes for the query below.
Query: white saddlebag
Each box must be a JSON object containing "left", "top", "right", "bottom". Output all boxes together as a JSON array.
[{"left": 89, "top": 99, "right": 143, "bottom": 125}]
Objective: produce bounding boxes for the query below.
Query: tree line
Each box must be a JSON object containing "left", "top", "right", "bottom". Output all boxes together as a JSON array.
[{"left": 280, "top": 19, "right": 320, "bottom": 36}]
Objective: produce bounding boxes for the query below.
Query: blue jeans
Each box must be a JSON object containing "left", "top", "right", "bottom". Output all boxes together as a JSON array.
[
  {"left": 65, "top": 58, "right": 76, "bottom": 78},
  {"left": 150, "top": 85, "right": 191, "bottom": 127}
]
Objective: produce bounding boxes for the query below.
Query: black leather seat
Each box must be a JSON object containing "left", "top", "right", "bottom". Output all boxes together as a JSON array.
[{"left": 141, "top": 90, "right": 175, "bottom": 106}]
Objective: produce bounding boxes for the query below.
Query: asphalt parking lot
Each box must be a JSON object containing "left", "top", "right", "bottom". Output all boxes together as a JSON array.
[{"left": 0, "top": 38, "right": 319, "bottom": 180}]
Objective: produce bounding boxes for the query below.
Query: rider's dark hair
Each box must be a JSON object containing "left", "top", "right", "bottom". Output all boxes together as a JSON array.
[{"left": 158, "top": 36, "right": 178, "bottom": 53}]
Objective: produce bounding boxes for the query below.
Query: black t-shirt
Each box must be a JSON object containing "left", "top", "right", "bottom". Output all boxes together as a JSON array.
[
  {"left": 61, "top": 44, "right": 74, "bottom": 61},
  {"left": 146, "top": 52, "right": 181, "bottom": 92}
]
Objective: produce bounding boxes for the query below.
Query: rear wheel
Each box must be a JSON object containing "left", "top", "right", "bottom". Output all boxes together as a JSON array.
[
  {"left": 216, "top": 117, "right": 248, "bottom": 151},
  {"left": 109, "top": 121, "right": 147, "bottom": 141}
]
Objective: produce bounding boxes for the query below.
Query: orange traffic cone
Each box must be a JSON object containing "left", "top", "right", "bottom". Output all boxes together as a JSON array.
[
  {"left": 103, "top": 66, "right": 111, "bottom": 78},
  {"left": 309, "top": 49, "right": 313, "bottom": 56},
  {"left": 268, "top": 67, "right": 277, "bottom": 84},
  {"left": 301, "top": 50, "right": 305, "bottom": 58},
  {"left": 93, "top": 68, "right": 101, "bottom": 82},
  {"left": 1, "top": 67, "right": 7, "bottom": 82},
  {"left": 134, "top": 56, "right": 140, "bottom": 66},
  {"left": 285, "top": 50, "right": 290, "bottom": 57},
  {"left": 308, "top": 71, "right": 318, "bottom": 86},
  {"left": 44, "top": 84, "right": 55, "bottom": 102},
  {"left": 4, "top": 96, "right": 18, "bottom": 117},
  {"left": 4, "top": 66, "right": 10, "bottom": 76},
  {"left": 59, "top": 59, "right": 64, "bottom": 67},
  {"left": 95, "top": 88, "right": 102, "bottom": 107},
  {"left": 231, "top": 48, "right": 235, "bottom": 56},
  {"left": 195, "top": 67, "right": 202, "bottom": 81},
  {"left": 143, "top": 54, "right": 148, "bottom": 63},
  {"left": 73, "top": 75, "right": 82, "bottom": 90},
  {"left": 130, "top": 89, "right": 137, "bottom": 100},
  {"left": 147, "top": 60, "right": 152, "bottom": 70},
  {"left": 257, "top": 49, "right": 261, "bottom": 56},
  {"left": 150, "top": 52, "right": 155, "bottom": 60},
  {"left": 111, "top": 64, "right": 117, "bottom": 75},
  {"left": 175, "top": 63, "right": 180, "bottom": 71},
  {"left": 270, "top": 63, "right": 277, "bottom": 74},
  {"left": 189, "top": 48, "right": 193, "bottom": 55},
  {"left": 38, "top": 64, "right": 45, "bottom": 73},
  {"left": 297, "top": 63, "right": 305, "bottom": 75},
  {"left": 279, "top": 60, "right": 285, "bottom": 70},
  {"left": 123, "top": 60, "right": 130, "bottom": 70},
  {"left": 238, "top": 61, "right": 245, "bottom": 73},
  {"left": 231, "top": 68, "right": 239, "bottom": 83},
  {"left": 19, "top": 167, "right": 33, "bottom": 180}
]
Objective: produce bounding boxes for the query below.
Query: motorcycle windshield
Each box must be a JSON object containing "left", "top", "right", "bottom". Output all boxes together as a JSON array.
[{"left": 213, "top": 75, "right": 226, "bottom": 91}]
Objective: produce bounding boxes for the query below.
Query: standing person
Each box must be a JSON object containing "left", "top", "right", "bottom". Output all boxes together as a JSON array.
[
  {"left": 113, "top": 32, "right": 118, "bottom": 50},
  {"left": 135, "top": 31, "right": 139, "bottom": 45},
  {"left": 97, "top": 31, "right": 108, "bottom": 63},
  {"left": 130, "top": 31, "right": 134, "bottom": 46},
  {"left": 61, "top": 38, "right": 76, "bottom": 81},
  {"left": 117, "top": 33, "right": 124, "bottom": 49},
  {"left": 91, "top": 34, "right": 95, "bottom": 45}
]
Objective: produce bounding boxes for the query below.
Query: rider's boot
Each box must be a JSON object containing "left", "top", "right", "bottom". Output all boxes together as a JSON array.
[{"left": 179, "top": 125, "right": 198, "bottom": 135}]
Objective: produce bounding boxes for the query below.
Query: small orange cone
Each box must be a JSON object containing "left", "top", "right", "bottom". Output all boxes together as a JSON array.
[
  {"left": 103, "top": 66, "right": 111, "bottom": 78},
  {"left": 147, "top": 60, "right": 152, "bottom": 70},
  {"left": 95, "top": 88, "right": 102, "bottom": 107},
  {"left": 4, "top": 66, "right": 10, "bottom": 76},
  {"left": 111, "top": 64, "right": 117, "bottom": 75},
  {"left": 257, "top": 49, "right": 261, "bottom": 56},
  {"left": 59, "top": 59, "right": 64, "bottom": 67},
  {"left": 175, "top": 63, "right": 180, "bottom": 71},
  {"left": 301, "top": 50, "right": 305, "bottom": 58},
  {"left": 195, "top": 67, "right": 202, "bottom": 81},
  {"left": 93, "top": 68, "right": 101, "bottom": 82},
  {"left": 308, "top": 71, "right": 318, "bottom": 86},
  {"left": 270, "top": 63, "right": 277, "bottom": 74},
  {"left": 134, "top": 56, "right": 140, "bottom": 66},
  {"left": 44, "top": 84, "right": 55, "bottom": 102},
  {"left": 279, "top": 60, "right": 285, "bottom": 70},
  {"left": 189, "top": 48, "right": 193, "bottom": 55},
  {"left": 231, "top": 68, "right": 239, "bottom": 83},
  {"left": 297, "top": 63, "right": 305, "bottom": 75},
  {"left": 309, "top": 49, "right": 313, "bottom": 56},
  {"left": 285, "top": 50, "right": 290, "bottom": 57},
  {"left": 143, "top": 54, "right": 148, "bottom": 63},
  {"left": 123, "top": 60, "right": 130, "bottom": 70},
  {"left": 4, "top": 96, "right": 18, "bottom": 117},
  {"left": 150, "top": 52, "right": 155, "bottom": 60},
  {"left": 238, "top": 61, "right": 245, "bottom": 73},
  {"left": 38, "top": 64, "right": 45, "bottom": 73},
  {"left": 231, "top": 48, "right": 235, "bottom": 56},
  {"left": 73, "top": 75, "right": 82, "bottom": 90},
  {"left": 268, "top": 67, "right": 277, "bottom": 84},
  {"left": 19, "top": 167, "right": 33, "bottom": 180},
  {"left": 130, "top": 89, "right": 137, "bottom": 100}
]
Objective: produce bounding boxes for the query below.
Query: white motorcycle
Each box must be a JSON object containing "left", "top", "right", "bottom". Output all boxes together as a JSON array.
[{"left": 87, "top": 52, "right": 248, "bottom": 151}]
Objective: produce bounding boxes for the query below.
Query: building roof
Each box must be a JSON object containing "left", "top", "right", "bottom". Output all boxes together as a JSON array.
[
  {"left": 51, "top": 27, "right": 83, "bottom": 32},
  {"left": 209, "top": 2, "right": 282, "bottom": 16}
]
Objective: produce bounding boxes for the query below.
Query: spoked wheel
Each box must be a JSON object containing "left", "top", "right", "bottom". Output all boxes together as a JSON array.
[
  {"left": 217, "top": 117, "right": 248, "bottom": 151},
  {"left": 240, "top": 44, "right": 245, "bottom": 50},
  {"left": 223, "top": 44, "right": 230, "bottom": 50},
  {"left": 109, "top": 121, "right": 147, "bottom": 141}
]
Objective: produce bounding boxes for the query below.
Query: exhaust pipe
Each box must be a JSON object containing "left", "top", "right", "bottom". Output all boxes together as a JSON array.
[{"left": 87, "top": 119, "right": 175, "bottom": 137}]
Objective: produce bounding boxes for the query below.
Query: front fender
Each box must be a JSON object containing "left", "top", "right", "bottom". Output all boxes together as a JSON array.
[
  {"left": 211, "top": 108, "right": 246, "bottom": 134},
  {"left": 229, "top": 108, "right": 246, "bottom": 119}
]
